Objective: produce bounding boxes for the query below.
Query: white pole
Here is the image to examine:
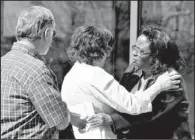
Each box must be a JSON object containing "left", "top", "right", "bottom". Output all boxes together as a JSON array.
[
  {"left": 1, "top": 1, "right": 4, "bottom": 36},
  {"left": 129, "top": 1, "right": 138, "bottom": 64}
]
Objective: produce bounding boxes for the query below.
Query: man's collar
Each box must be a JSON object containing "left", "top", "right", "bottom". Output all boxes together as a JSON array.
[{"left": 12, "top": 42, "right": 46, "bottom": 63}]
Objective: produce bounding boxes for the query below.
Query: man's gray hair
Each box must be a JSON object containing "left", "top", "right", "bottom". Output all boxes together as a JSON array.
[{"left": 16, "top": 6, "right": 55, "bottom": 41}]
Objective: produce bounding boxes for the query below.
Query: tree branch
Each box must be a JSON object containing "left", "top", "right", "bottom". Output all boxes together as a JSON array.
[{"left": 162, "top": 10, "right": 191, "bottom": 26}]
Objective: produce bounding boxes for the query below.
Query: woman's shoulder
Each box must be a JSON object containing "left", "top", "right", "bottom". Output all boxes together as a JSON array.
[
  {"left": 153, "top": 79, "right": 187, "bottom": 111},
  {"left": 152, "top": 69, "right": 187, "bottom": 104},
  {"left": 92, "top": 66, "right": 114, "bottom": 80}
]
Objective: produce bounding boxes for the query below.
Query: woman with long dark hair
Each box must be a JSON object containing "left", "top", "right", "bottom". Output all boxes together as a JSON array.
[{"left": 89, "top": 25, "right": 192, "bottom": 139}]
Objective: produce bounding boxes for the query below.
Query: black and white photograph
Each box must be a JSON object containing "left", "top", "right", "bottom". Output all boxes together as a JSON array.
[{"left": 1, "top": 1, "right": 194, "bottom": 139}]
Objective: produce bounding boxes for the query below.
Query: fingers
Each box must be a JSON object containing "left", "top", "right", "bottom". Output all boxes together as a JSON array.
[
  {"left": 169, "top": 88, "right": 183, "bottom": 91},
  {"left": 171, "top": 80, "right": 181, "bottom": 85},
  {"left": 169, "top": 74, "right": 181, "bottom": 80},
  {"left": 87, "top": 114, "right": 99, "bottom": 121},
  {"left": 88, "top": 122, "right": 100, "bottom": 129},
  {"left": 85, "top": 120, "right": 102, "bottom": 130},
  {"left": 88, "top": 118, "right": 99, "bottom": 124},
  {"left": 87, "top": 116, "right": 103, "bottom": 129},
  {"left": 169, "top": 85, "right": 183, "bottom": 91},
  {"left": 89, "top": 122, "right": 99, "bottom": 127},
  {"left": 171, "top": 85, "right": 180, "bottom": 89}
]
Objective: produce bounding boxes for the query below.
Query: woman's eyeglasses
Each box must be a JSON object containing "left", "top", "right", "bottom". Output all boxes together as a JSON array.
[{"left": 132, "top": 45, "right": 151, "bottom": 58}]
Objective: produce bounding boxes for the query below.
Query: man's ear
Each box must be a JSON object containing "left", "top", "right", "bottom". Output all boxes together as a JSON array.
[{"left": 44, "top": 28, "right": 50, "bottom": 41}]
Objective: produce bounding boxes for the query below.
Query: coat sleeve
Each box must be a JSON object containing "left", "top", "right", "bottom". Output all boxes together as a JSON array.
[
  {"left": 172, "top": 100, "right": 192, "bottom": 139},
  {"left": 110, "top": 109, "right": 153, "bottom": 134},
  {"left": 173, "top": 77, "right": 192, "bottom": 139},
  {"left": 89, "top": 67, "right": 153, "bottom": 115}
]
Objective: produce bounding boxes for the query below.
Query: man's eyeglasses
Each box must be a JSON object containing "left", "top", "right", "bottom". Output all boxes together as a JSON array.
[
  {"left": 52, "top": 30, "right": 56, "bottom": 37},
  {"left": 132, "top": 45, "right": 151, "bottom": 58},
  {"left": 44, "top": 28, "right": 56, "bottom": 37}
]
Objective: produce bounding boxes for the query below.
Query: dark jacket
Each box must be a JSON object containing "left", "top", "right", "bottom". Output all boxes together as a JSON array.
[{"left": 110, "top": 63, "right": 192, "bottom": 139}]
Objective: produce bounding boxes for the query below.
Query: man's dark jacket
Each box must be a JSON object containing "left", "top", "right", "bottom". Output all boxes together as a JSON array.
[{"left": 110, "top": 63, "right": 192, "bottom": 139}]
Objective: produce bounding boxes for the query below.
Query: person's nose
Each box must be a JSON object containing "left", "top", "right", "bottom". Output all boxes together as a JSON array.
[
  {"left": 133, "top": 51, "right": 138, "bottom": 57},
  {"left": 133, "top": 53, "right": 139, "bottom": 61}
]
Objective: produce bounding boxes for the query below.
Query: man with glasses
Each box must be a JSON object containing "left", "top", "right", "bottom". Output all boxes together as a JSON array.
[{"left": 1, "top": 6, "right": 70, "bottom": 139}]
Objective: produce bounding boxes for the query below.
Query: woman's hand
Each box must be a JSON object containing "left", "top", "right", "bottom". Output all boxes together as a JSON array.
[
  {"left": 155, "top": 70, "right": 182, "bottom": 92},
  {"left": 70, "top": 112, "right": 88, "bottom": 129},
  {"left": 87, "top": 113, "right": 113, "bottom": 129}
]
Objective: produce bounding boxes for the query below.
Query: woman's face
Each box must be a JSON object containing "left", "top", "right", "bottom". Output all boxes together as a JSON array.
[{"left": 133, "top": 34, "right": 152, "bottom": 71}]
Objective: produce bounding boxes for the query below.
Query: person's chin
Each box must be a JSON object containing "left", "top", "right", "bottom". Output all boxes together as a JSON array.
[
  {"left": 133, "top": 61, "right": 139, "bottom": 66},
  {"left": 40, "top": 52, "right": 47, "bottom": 55},
  {"left": 43, "top": 49, "right": 50, "bottom": 55}
]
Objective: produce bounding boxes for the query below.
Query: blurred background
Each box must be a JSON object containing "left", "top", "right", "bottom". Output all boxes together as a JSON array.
[{"left": 1, "top": 1, "right": 194, "bottom": 138}]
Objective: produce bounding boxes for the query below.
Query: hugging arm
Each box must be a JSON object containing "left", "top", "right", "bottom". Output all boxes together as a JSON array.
[
  {"left": 110, "top": 108, "right": 153, "bottom": 134},
  {"left": 172, "top": 100, "right": 192, "bottom": 139},
  {"left": 91, "top": 69, "right": 181, "bottom": 115}
]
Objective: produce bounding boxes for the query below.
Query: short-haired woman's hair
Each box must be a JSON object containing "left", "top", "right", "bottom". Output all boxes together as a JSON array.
[
  {"left": 140, "top": 25, "right": 186, "bottom": 75},
  {"left": 67, "top": 25, "right": 114, "bottom": 65},
  {"left": 16, "top": 6, "right": 55, "bottom": 41}
]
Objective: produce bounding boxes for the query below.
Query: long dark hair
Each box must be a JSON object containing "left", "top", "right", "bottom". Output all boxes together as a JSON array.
[{"left": 140, "top": 25, "right": 186, "bottom": 75}]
